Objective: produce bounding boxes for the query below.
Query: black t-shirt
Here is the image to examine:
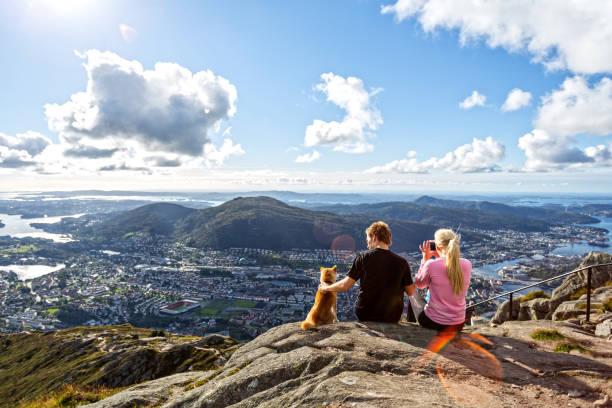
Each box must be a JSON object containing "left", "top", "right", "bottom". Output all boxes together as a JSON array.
[{"left": 348, "top": 248, "right": 413, "bottom": 323}]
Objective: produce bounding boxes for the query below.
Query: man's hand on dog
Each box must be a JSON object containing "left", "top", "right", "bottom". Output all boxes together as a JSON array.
[{"left": 319, "top": 282, "right": 331, "bottom": 292}]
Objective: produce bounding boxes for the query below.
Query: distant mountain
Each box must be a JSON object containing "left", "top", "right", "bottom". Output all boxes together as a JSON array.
[
  {"left": 173, "top": 196, "right": 443, "bottom": 252},
  {"left": 86, "top": 196, "right": 448, "bottom": 252},
  {"left": 413, "top": 196, "right": 598, "bottom": 225},
  {"left": 312, "top": 201, "right": 552, "bottom": 232},
  {"left": 541, "top": 203, "right": 612, "bottom": 217},
  {"left": 82, "top": 202, "right": 197, "bottom": 238}
]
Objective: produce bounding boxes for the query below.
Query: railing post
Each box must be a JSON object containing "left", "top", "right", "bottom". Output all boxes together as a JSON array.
[
  {"left": 586, "top": 267, "right": 592, "bottom": 323},
  {"left": 508, "top": 293, "right": 513, "bottom": 321}
]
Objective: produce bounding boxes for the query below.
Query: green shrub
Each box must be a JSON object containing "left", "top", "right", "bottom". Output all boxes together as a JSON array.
[
  {"left": 602, "top": 298, "right": 612, "bottom": 312},
  {"left": 531, "top": 329, "right": 565, "bottom": 341},
  {"left": 554, "top": 343, "right": 587, "bottom": 353},
  {"left": 520, "top": 291, "right": 551, "bottom": 303}
]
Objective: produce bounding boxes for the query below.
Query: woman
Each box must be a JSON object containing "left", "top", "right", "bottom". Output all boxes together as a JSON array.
[{"left": 415, "top": 228, "right": 471, "bottom": 332}]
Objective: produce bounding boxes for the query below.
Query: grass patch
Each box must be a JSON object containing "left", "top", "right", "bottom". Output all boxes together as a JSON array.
[
  {"left": 177, "top": 336, "right": 200, "bottom": 341},
  {"left": 520, "top": 290, "right": 551, "bottom": 303},
  {"left": 576, "top": 302, "right": 602, "bottom": 310},
  {"left": 42, "top": 309, "right": 59, "bottom": 315},
  {"left": 554, "top": 343, "right": 588, "bottom": 354},
  {"left": 531, "top": 329, "right": 565, "bottom": 341},
  {"left": 184, "top": 370, "right": 222, "bottom": 391},
  {"left": 17, "top": 383, "right": 122, "bottom": 408}
]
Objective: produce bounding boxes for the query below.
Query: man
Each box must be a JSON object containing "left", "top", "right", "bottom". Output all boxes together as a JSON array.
[{"left": 319, "top": 221, "right": 414, "bottom": 323}]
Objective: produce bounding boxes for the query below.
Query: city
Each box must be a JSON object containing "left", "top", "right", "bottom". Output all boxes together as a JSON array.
[{"left": 0, "top": 219, "right": 605, "bottom": 340}]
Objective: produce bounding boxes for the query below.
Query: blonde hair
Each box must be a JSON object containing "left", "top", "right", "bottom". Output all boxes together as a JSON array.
[
  {"left": 365, "top": 221, "right": 392, "bottom": 245},
  {"left": 434, "top": 229, "right": 463, "bottom": 296}
]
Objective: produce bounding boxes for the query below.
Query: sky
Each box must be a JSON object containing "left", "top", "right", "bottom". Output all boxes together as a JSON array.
[{"left": 1, "top": 0, "right": 612, "bottom": 193}]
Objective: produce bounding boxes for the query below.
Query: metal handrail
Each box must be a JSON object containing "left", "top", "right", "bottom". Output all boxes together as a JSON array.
[{"left": 465, "top": 262, "right": 612, "bottom": 323}]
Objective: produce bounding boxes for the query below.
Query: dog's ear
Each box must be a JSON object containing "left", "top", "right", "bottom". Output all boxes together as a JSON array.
[
  {"left": 320, "top": 267, "right": 325, "bottom": 272},
  {"left": 332, "top": 265, "right": 337, "bottom": 271}
]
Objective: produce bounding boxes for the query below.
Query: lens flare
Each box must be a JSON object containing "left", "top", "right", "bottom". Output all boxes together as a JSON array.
[
  {"left": 119, "top": 24, "right": 137, "bottom": 42},
  {"left": 411, "top": 332, "right": 502, "bottom": 407},
  {"left": 330, "top": 234, "right": 355, "bottom": 261}
]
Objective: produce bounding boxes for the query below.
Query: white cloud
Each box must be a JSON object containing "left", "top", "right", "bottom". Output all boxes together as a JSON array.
[
  {"left": 381, "top": 0, "right": 612, "bottom": 75},
  {"left": 515, "top": 76, "right": 612, "bottom": 171},
  {"left": 364, "top": 157, "right": 430, "bottom": 174},
  {"left": 585, "top": 144, "right": 612, "bottom": 165},
  {"left": 0, "top": 131, "right": 51, "bottom": 156},
  {"left": 518, "top": 129, "right": 612, "bottom": 171},
  {"left": 203, "top": 138, "right": 245, "bottom": 167},
  {"left": 0, "top": 146, "right": 36, "bottom": 168},
  {"left": 535, "top": 76, "right": 612, "bottom": 137},
  {"left": 295, "top": 150, "right": 321, "bottom": 163},
  {"left": 0, "top": 131, "right": 51, "bottom": 168},
  {"left": 305, "top": 73, "right": 382, "bottom": 153},
  {"left": 41, "top": 49, "right": 242, "bottom": 172},
  {"left": 459, "top": 91, "right": 486, "bottom": 109},
  {"left": 365, "top": 136, "right": 505, "bottom": 174},
  {"left": 502, "top": 88, "right": 532, "bottom": 112},
  {"left": 333, "top": 142, "right": 373, "bottom": 154}
]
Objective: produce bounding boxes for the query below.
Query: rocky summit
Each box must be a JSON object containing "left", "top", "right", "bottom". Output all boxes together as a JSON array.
[
  {"left": 86, "top": 320, "right": 612, "bottom": 408},
  {"left": 491, "top": 252, "right": 612, "bottom": 337}
]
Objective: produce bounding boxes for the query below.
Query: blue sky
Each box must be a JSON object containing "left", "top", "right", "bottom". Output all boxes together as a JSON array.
[{"left": 1, "top": 0, "right": 612, "bottom": 193}]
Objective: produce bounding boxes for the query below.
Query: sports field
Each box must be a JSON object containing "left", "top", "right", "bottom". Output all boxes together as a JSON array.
[{"left": 197, "top": 299, "right": 257, "bottom": 317}]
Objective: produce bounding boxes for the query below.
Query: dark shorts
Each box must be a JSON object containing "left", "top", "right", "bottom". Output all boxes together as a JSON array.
[{"left": 417, "top": 310, "right": 464, "bottom": 332}]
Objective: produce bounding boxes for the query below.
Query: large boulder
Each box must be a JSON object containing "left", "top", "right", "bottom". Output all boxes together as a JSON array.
[
  {"left": 491, "top": 297, "right": 520, "bottom": 324},
  {"left": 87, "top": 321, "right": 612, "bottom": 408},
  {"left": 552, "top": 286, "right": 612, "bottom": 322},
  {"left": 596, "top": 320, "right": 612, "bottom": 338},
  {"left": 546, "top": 252, "right": 612, "bottom": 319},
  {"left": 518, "top": 298, "right": 551, "bottom": 320}
]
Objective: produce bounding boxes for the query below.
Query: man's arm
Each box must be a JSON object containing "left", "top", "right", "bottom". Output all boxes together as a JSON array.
[
  {"left": 404, "top": 283, "right": 415, "bottom": 296},
  {"left": 319, "top": 277, "right": 356, "bottom": 293}
]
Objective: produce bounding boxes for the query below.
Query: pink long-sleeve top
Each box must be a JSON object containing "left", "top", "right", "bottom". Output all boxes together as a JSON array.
[{"left": 415, "top": 257, "right": 472, "bottom": 325}]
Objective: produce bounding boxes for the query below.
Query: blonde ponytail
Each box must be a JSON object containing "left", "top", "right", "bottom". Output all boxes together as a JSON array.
[{"left": 435, "top": 229, "right": 464, "bottom": 296}]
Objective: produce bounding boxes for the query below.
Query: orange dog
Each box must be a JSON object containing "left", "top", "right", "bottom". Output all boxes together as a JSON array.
[{"left": 301, "top": 265, "right": 338, "bottom": 330}]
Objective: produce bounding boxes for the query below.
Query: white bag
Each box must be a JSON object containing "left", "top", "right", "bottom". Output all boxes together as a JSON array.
[{"left": 408, "top": 292, "right": 426, "bottom": 320}]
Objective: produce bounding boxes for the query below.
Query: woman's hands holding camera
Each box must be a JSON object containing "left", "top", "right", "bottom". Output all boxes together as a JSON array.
[{"left": 419, "top": 240, "right": 439, "bottom": 262}]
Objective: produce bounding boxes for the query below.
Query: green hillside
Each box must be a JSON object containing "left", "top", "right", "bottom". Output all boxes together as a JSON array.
[
  {"left": 174, "top": 196, "right": 443, "bottom": 252},
  {"left": 83, "top": 196, "right": 488, "bottom": 252},
  {"left": 80, "top": 202, "right": 197, "bottom": 239},
  {"left": 0, "top": 324, "right": 239, "bottom": 407}
]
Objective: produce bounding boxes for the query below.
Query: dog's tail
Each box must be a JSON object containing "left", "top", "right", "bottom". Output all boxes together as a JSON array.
[{"left": 301, "top": 320, "right": 315, "bottom": 330}]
